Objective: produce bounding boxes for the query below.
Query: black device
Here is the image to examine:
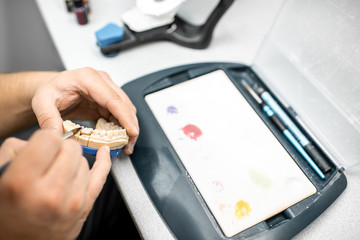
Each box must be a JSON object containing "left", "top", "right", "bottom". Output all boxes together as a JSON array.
[
  {"left": 122, "top": 62, "right": 347, "bottom": 240},
  {"left": 99, "top": 0, "right": 234, "bottom": 56}
]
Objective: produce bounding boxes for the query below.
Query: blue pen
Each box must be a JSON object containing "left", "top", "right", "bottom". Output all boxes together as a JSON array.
[
  {"left": 259, "top": 89, "right": 331, "bottom": 173},
  {"left": 241, "top": 80, "right": 325, "bottom": 179}
]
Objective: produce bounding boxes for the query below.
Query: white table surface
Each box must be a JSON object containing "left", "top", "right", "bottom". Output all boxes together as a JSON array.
[{"left": 36, "top": 0, "right": 360, "bottom": 239}]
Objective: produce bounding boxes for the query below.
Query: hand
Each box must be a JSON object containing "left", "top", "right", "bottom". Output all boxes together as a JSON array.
[
  {"left": 31, "top": 67, "right": 139, "bottom": 154},
  {"left": 0, "top": 130, "right": 111, "bottom": 240}
]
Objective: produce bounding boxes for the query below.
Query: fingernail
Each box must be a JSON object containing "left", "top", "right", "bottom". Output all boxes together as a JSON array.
[
  {"left": 133, "top": 125, "right": 139, "bottom": 135},
  {"left": 104, "top": 146, "right": 110, "bottom": 153},
  {"left": 127, "top": 144, "right": 134, "bottom": 154}
]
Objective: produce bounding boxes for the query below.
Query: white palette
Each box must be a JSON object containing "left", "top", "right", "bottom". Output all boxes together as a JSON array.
[{"left": 145, "top": 70, "right": 316, "bottom": 237}]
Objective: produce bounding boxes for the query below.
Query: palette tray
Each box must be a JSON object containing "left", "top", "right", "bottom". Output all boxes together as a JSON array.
[{"left": 122, "top": 62, "right": 347, "bottom": 239}]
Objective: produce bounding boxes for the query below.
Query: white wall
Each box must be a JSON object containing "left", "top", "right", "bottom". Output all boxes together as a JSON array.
[
  {"left": 0, "top": 0, "right": 64, "bottom": 72},
  {"left": 0, "top": 1, "right": 10, "bottom": 71}
]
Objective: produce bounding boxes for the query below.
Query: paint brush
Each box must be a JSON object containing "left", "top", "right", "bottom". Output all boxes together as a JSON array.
[
  {"left": 241, "top": 80, "right": 325, "bottom": 180},
  {"left": 0, "top": 127, "right": 82, "bottom": 176},
  {"left": 257, "top": 87, "right": 332, "bottom": 173},
  {"left": 62, "top": 126, "right": 82, "bottom": 139}
]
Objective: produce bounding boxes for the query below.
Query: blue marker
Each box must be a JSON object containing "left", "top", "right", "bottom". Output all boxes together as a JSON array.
[
  {"left": 241, "top": 81, "right": 325, "bottom": 179},
  {"left": 259, "top": 89, "right": 331, "bottom": 173}
]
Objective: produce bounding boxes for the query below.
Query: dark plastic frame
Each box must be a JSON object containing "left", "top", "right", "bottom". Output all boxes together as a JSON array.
[{"left": 122, "top": 62, "right": 347, "bottom": 240}]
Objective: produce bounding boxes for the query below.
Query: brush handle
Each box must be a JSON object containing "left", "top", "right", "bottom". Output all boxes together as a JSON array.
[{"left": 0, "top": 162, "right": 10, "bottom": 176}]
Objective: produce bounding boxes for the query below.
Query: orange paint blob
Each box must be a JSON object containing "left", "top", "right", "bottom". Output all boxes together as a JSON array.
[
  {"left": 235, "top": 200, "right": 251, "bottom": 219},
  {"left": 219, "top": 203, "right": 226, "bottom": 212}
]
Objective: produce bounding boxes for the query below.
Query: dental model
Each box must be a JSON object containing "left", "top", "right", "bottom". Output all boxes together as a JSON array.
[{"left": 63, "top": 118, "right": 129, "bottom": 157}]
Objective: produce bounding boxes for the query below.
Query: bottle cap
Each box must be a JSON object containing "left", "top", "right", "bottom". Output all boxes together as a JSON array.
[{"left": 73, "top": 0, "right": 84, "bottom": 8}]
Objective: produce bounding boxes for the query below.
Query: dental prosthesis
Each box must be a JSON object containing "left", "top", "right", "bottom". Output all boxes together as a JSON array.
[{"left": 63, "top": 118, "right": 129, "bottom": 157}]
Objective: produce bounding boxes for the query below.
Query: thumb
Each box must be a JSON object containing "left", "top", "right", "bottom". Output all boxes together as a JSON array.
[
  {"left": 88, "top": 146, "right": 112, "bottom": 202},
  {"left": 31, "top": 93, "right": 63, "bottom": 135}
]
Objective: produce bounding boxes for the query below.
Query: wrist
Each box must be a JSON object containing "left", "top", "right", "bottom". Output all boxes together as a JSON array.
[
  {"left": 26, "top": 72, "right": 59, "bottom": 102},
  {"left": 0, "top": 71, "right": 59, "bottom": 138}
]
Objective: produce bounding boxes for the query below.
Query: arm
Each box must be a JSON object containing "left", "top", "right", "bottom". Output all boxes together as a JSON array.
[
  {"left": 0, "top": 67, "right": 139, "bottom": 239},
  {"left": 1, "top": 68, "right": 139, "bottom": 154},
  {"left": 31, "top": 67, "right": 139, "bottom": 154},
  {"left": 0, "top": 72, "right": 57, "bottom": 139}
]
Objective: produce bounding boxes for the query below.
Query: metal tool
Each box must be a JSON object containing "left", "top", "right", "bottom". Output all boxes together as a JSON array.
[{"left": 62, "top": 127, "right": 82, "bottom": 140}]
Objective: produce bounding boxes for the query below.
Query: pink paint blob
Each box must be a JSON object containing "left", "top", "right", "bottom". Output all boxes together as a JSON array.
[
  {"left": 182, "top": 124, "right": 202, "bottom": 140},
  {"left": 212, "top": 180, "right": 224, "bottom": 192}
]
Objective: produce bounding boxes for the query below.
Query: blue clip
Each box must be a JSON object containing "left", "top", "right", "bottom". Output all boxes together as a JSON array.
[
  {"left": 82, "top": 145, "right": 122, "bottom": 157},
  {"left": 95, "top": 23, "right": 124, "bottom": 48}
]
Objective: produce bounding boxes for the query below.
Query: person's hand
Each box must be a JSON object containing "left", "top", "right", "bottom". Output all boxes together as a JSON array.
[
  {"left": 0, "top": 130, "right": 111, "bottom": 240},
  {"left": 31, "top": 67, "right": 139, "bottom": 154}
]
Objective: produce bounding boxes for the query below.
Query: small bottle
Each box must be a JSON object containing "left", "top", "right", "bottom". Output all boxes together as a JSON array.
[
  {"left": 64, "top": 0, "right": 73, "bottom": 12},
  {"left": 73, "top": 0, "right": 88, "bottom": 25}
]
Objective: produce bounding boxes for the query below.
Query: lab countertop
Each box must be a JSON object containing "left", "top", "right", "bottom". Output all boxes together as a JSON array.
[{"left": 35, "top": 0, "right": 360, "bottom": 239}]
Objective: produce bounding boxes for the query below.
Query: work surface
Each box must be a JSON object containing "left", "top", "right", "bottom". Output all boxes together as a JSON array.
[{"left": 36, "top": 0, "right": 360, "bottom": 239}]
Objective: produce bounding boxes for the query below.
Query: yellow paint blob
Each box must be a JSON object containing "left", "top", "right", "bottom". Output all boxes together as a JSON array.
[{"left": 235, "top": 200, "right": 251, "bottom": 219}]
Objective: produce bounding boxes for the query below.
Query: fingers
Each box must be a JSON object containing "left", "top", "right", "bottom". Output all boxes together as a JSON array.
[
  {"left": 41, "top": 139, "right": 110, "bottom": 216},
  {"left": 106, "top": 97, "right": 139, "bottom": 135},
  {"left": 58, "top": 146, "right": 110, "bottom": 222},
  {"left": 62, "top": 155, "right": 90, "bottom": 218},
  {"left": 98, "top": 71, "right": 139, "bottom": 135},
  {"left": 0, "top": 138, "right": 27, "bottom": 166},
  {"left": 97, "top": 71, "right": 136, "bottom": 113},
  {"left": 87, "top": 146, "right": 111, "bottom": 203},
  {"left": 73, "top": 68, "right": 139, "bottom": 136},
  {"left": 31, "top": 67, "right": 139, "bottom": 155},
  {"left": 0, "top": 129, "right": 110, "bottom": 240},
  {"left": 73, "top": 68, "right": 139, "bottom": 154},
  {"left": 7, "top": 130, "right": 62, "bottom": 179},
  {"left": 123, "top": 136, "right": 137, "bottom": 155},
  {"left": 32, "top": 89, "right": 63, "bottom": 135},
  {"left": 46, "top": 139, "right": 83, "bottom": 184}
]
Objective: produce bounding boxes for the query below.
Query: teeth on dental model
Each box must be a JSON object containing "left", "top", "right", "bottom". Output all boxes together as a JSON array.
[
  {"left": 80, "top": 127, "right": 93, "bottom": 135},
  {"left": 62, "top": 118, "right": 129, "bottom": 150},
  {"left": 62, "top": 120, "right": 81, "bottom": 140}
]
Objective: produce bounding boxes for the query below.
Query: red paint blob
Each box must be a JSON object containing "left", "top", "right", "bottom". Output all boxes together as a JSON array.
[{"left": 182, "top": 124, "right": 202, "bottom": 140}]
